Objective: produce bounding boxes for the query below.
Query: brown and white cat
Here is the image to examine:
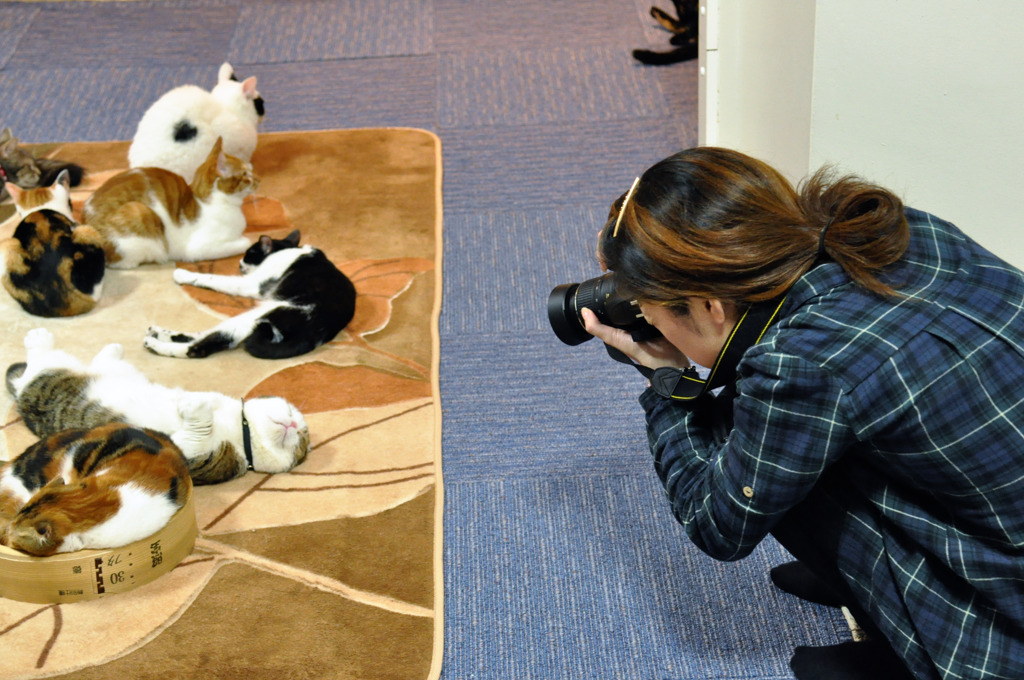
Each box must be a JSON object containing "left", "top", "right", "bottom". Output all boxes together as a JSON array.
[
  {"left": 1, "top": 170, "right": 106, "bottom": 317},
  {"left": 0, "top": 422, "right": 191, "bottom": 556},
  {"left": 82, "top": 136, "right": 258, "bottom": 269},
  {"left": 6, "top": 328, "right": 310, "bottom": 485}
]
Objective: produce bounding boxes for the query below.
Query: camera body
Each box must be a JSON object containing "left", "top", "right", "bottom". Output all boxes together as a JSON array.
[{"left": 547, "top": 273, "right": 660, "bottom": 345}]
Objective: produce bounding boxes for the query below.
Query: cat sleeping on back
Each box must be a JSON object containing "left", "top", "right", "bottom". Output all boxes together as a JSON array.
[
  {"left": 146, "top": 230, "right": 356, "bottom": 359},
  {"left": 6, "top": 328, "right": 310, "bottom": 485},
  {"left": 0, "top": 423, "right": 191, "bottom": 556},
  {"left": 83, "top": 137, "right": 258, "bottom": 269},
  {"left": 1, "top": 170, "right": 106, "bottom": 317}
]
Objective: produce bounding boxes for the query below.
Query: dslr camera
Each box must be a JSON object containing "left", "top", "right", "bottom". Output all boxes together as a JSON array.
[{"left": 547, "top": 273, "right": 660, "bottom": 346}]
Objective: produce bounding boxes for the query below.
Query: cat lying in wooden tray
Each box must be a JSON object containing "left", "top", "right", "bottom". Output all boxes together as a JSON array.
[
  {"left": 6, "top": 328, "right": 309, "bottom": 485},
  {"left": 0, "top": 422, "right": 191, "bottom": 557}
]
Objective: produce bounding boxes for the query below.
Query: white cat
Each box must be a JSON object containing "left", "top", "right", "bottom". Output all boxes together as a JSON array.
[
  {"left": 5, "top": 328, "right": 309, "bottom": 485},
  {"left": 128, "top": 62, "right": 264, "bottom": 183}
]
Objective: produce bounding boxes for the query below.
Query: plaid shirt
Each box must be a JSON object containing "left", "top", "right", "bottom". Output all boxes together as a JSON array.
[{"left": 640, "top": 209, "right": 1024, "bottom": 679}]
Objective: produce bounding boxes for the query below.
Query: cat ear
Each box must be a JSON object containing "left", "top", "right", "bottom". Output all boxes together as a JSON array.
[
  {"left": 284, "top": 230, "right": 301, "bottom": 246},
  {"left": 0, "top": 135, "right": 16, "bottom": 156},
  {"left": 0, "top": 127, "right": 11, "bottom": 145},
  {"left": 242, "top": 76, "right": 258, "bottom": 99},
  {"left": 5, "top": 182, "right": 22, "bottom": 202},
  {"left": 54, "top": 169, "right": 71, "bottom": 191},
  {"left": 259, "top": 234, "right": 275, "bottom": 255},
  {"left": 218, "top": 62, "right": 235, "bottom": 84}
]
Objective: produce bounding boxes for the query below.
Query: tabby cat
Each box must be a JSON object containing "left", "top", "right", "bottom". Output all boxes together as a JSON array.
[
  {"left": 82, "top": 137, "right": 258, "bottom": 269},
  {"left": 6, "top": 328, "right": 309, "bottom": 485},
  {"left": 145, "top": 230, "right": 356, "bottom": 359},
  {"left": 0, "top": 423, "right": 191, "bottom": 556},
  {"left": 1, "top": 170, "right": 106, "bottom": 317},
  {"left": 0, "top": 127, "right": 85, "bottom": 203}
]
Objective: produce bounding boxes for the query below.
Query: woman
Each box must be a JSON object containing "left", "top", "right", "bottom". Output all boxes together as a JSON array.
[{"left": 583, "top": 147, "right": 1024, "bottom": 680}]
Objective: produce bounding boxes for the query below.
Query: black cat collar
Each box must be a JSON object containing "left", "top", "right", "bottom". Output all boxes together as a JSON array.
[{"left": 240, "top": 399, "right": 255, "bottom": 471}]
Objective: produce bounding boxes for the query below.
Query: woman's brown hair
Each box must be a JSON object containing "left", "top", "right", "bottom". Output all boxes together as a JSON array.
[{"left": 598, "top": 147, "right": 910, "bottom": 310}]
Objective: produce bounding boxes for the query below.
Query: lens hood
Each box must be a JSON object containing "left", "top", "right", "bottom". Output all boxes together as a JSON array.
[{"left": 547, "top": 283, "right": 593, "bottom": 345}]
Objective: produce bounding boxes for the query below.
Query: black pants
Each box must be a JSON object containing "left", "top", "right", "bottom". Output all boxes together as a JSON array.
[{"left": 769, "top": 473, "right": 888, "bottom": 643}]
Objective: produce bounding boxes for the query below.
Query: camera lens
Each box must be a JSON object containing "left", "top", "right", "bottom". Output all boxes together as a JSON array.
[{"left": 547, "top": 283, "right": 593, "bottom": 346}]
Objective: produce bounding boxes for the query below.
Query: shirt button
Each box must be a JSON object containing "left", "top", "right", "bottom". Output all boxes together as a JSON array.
[{"left": 742, "top": 486, "right": 754, "bottom": 498}]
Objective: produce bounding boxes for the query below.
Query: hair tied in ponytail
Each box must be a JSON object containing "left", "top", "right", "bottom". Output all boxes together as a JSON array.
[{"left": 816, "top": 215, "right": 837, "bottom": 261}]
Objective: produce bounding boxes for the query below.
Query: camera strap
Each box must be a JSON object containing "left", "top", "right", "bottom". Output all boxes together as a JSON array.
[{"left": 604, "top": 293, "right": 789, "bottom": 402}]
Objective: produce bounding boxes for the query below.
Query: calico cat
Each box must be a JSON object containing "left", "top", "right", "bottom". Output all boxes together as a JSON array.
[
  {"left": 0, "top": 127, "right": 85, "bottom": 203},
  {"left": 6, "top": 328, "right": 310, "bottom": 485},
  {"left": 0, "top": 423, "right": 191, "bottom": 556},
  {"left": 1, "top": 170, "right": 106, "bottom": 317},
  {"left": 145, "top": 230, "right": 356, "bottom": 359},
  {"left": 82, "top": 137, "right": 258, "bottom": 269},
  {"left": 633, "top": 0, "right": 699, "bottom": 66},
  {"left": 128, "top": 62, "right": 265, "bottom": 183}
]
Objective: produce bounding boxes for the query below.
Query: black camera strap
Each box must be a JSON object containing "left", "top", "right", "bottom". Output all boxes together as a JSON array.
[{"left": 604, "top": 293, "right": 789, "bottom": 402}]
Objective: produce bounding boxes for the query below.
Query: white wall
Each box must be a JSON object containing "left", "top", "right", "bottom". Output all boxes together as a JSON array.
[{"left": 700, "top": 0, "right": 1024, "bottom": 267}]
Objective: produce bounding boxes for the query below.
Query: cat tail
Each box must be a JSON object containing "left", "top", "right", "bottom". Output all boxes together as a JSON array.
[
  {"left": 5, "top": 362, "right": 26, "bottom": 397},
  {"left": 186, "top": 441, "right": 247, "bottom": 485},
  {"left": 36, "top": 158, "right": 86, "bottom": 187},
  {"left": 632, "top": 45, "right": 698, "bottom": 66}
]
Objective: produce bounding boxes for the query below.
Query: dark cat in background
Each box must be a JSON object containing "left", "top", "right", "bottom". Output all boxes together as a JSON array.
[
  {"left": 0, "top": 127, "right": 85, "bottom": 203},
  {"left": 633, "top": 0, "right": 699, "bottom": 66}
]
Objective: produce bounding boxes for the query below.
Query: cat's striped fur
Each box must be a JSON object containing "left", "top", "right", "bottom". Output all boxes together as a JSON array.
[
  {"left": 0, "top": 423, "right": 191, "bottom": 556},
  {"left": 82, "top": 137, "right": 258, "bottom": 269}
]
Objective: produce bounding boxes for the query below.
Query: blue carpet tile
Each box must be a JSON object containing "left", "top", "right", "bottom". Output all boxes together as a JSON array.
[
  {"left": 443, "top": 472, "right": 851, "bottom": 680},
  {"left": 439, "top": 118, "right": 695, "bottom": 215},
  {"left": 7, "top": 3, "right": 239, "bottom": 69},
  {"left": 439, "top": 45, "right": 672, "bottom": 128},
  {"left": 254, "top": 58, "right": 438, "bottom": 132},
  {"left": 229, "top": 0, "right": 433, "bottom": 63},
  {"left": 434, "top": 0, "right": 646, "bottom": 53}
]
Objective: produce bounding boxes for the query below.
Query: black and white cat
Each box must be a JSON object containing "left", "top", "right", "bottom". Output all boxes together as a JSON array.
[
  {"left": 633, "top": 0, "right": 699, "bottom": 66},
  {"left": 6, "top": 328, "right": 310, "bottom": 485},
  {"left": 144, "top": 230, "right": 356, "bottom": 359}
]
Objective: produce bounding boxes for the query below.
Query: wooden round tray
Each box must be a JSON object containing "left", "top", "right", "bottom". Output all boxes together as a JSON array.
[{"left": 0, "top": 493, "right": 197, "bottom": 604}]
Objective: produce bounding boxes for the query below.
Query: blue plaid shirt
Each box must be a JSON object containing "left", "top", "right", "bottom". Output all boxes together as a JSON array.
[{"left": 641, "top": 209, "right": 1024, "bottom": 679}]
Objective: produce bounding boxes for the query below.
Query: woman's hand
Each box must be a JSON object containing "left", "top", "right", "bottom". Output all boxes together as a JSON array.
[{"left": 581, "top": 307, "right": 691, "bottom": 370}]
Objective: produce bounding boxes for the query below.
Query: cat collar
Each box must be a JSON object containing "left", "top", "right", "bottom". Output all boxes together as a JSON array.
[{"left": 240, "top": 399, "right": 255, "bottom": 470}]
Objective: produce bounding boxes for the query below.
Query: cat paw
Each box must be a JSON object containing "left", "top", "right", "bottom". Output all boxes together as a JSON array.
[
  {"left": 145, "top": 326, "right": 181, "bottom": 342},
  {"left": 173, "top": 268, "right": 198, "bottom": 286},
  {"left": 23, "top": 327, "right": 55, "bottom": 351},
  {"left": 143, "top": 334, "right": 189, "bottom": 358},
  {"left": 95, "top": 343, "right": 124, "bottom": 361},
  {"left": 177, "top": 395, "right": 214, "bottom": 424}
]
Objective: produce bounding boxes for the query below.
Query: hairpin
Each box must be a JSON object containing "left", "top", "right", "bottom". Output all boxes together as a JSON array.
[{"left": 612, "top": 176, "right": 641, "bottom": 238}]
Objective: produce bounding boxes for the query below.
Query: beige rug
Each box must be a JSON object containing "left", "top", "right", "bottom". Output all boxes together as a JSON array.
[{"left": 0, "top": 129, "right": 443, "bottom": 680}]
